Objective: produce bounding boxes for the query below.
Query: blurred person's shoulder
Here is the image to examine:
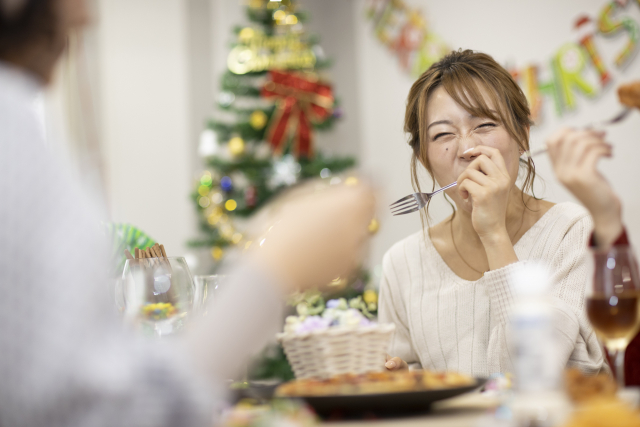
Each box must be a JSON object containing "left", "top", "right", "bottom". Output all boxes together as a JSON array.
[{"left": 0, "top": 62, "right": 43, "bottom": 128}]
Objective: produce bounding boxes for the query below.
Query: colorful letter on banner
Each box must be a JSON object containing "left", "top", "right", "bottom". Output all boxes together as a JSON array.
[
  {"left": 536, "top": 60, "right": 564, "bottom": 117},
  {"left": 412, "top": 32, "right": 450, "bottom": 76},
  {"left": 392, "top": 10, "right": 426, "bottom": 72},
  {"left": 554, "top": 43, "right": 597, "bottom": 112},
  {"left": 520, "top": 65, "right": 544, "bottom": 123},
  {"left": 579, "top": 33, "right": 612, "bottom": 86},
  {"left": 575, "top": 15, "right": 612, "bottom": 87},
  {"left": 373, "top": 0, "right": 404, "bottom": 46},
  {"left": 598, "top": 1, "right": 640, "bottom": 68}
]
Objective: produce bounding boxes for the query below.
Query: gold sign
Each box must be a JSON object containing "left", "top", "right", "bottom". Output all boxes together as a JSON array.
[{"left": 227, "top": 27, "right": 316, "bottom": 75}]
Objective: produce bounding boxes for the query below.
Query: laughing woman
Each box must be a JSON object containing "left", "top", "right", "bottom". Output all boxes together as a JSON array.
[{"left": 379, "top": 50, "right": 605, "bottom": 376}]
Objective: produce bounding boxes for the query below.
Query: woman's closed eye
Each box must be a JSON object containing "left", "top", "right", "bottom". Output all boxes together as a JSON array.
[
  {"left": 433, "top": 132, "right": 453, "bottom": 141},
  {"left": 476, "top": 122, "right": 497, "bottom": 130}
]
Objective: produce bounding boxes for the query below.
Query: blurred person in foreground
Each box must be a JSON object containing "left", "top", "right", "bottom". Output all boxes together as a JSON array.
[
  {"left": 544, "top": 82, "right": 640, "bottom": 385},
  {"left": 381, "top": 49, "right": 605, "bottom": 376},
  {"left": 0, "top": 1, "right": 375, "bottom": 426},
  {"left": 546, "top": 81, "right": 640, "bottom": 250}
]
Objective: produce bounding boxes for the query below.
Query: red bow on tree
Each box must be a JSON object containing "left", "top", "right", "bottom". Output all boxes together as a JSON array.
[{"left": 261, "top": 70, "right": 334, "bottom": 158}]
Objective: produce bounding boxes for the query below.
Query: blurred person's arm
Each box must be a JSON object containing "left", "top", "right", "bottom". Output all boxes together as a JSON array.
[
  {"left": 546, "top": 128, "right": 624, "bottom": 249},
  {"left": 185, "top": 183, "right": 376, "bottom": 387},
  {"left": 545, "top": 80, "right": 640, "bottom": 249}
]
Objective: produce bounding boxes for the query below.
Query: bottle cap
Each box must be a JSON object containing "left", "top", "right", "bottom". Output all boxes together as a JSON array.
[{"left": 512, "top": 261, "right": 551, "bottom": 296}]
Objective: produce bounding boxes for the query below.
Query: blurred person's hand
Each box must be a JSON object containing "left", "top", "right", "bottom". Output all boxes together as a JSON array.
[
  {"left": 546, "top": 128, "right": 623, "bottom": 248},
  {"left": 618, "top": 81, "right": 640, "bottom": 110},
  {"left": 249, "top": 179, "right": 376, "bottom": 292},
  {"left": 384, "top": 354, "right": 408, "bottom": 371}
]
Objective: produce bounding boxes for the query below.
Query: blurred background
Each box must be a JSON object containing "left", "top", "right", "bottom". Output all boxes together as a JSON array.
[{"left": 45, "top": 0, "right": 640, "bottom": 279}]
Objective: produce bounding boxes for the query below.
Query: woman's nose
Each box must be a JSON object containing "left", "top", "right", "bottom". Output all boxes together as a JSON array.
[{"left": 458, "top": 137, "right": 479, "bottom": 160}]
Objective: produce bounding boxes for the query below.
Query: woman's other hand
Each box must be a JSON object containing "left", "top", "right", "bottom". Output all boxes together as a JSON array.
[
  {"left": 546, "top": 128, "right": 623, "bottom": 248},
  {"left": 385, "top": 354, "right": 408, "bottom": 371},
  {"left": 456, "top": 146, "right": 512, "bottom": 243}
]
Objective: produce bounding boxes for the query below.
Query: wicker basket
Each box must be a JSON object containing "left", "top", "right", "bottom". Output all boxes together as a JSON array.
[{"left": 276, "top": 323, "right": 395, "bottom": 379}]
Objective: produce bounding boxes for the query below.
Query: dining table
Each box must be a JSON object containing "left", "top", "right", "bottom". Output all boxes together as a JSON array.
[{"left": 320, "top": 392, "right": 502, "bottom": 427}]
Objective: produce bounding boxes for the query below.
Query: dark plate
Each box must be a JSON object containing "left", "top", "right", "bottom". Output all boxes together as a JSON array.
[{"left": 300, "top": 378, "right": 487, "bottom": 418}]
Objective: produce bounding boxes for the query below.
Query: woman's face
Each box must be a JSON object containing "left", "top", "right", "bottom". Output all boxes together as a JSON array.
[{"left": 424, "top": 85, "right": 522, "bottom": 212}]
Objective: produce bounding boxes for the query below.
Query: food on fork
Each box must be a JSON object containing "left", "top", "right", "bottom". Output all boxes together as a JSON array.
[
  {"left": 618, "top": 81, "right": 640, "bottom": 110},
  {"left": 275, "top": 370, "right": 475, "bottom": 397}
]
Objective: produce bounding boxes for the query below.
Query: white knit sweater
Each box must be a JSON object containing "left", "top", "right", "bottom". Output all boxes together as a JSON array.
[{"left": 378, "top": 202, "right": 606, "bottom": 377}]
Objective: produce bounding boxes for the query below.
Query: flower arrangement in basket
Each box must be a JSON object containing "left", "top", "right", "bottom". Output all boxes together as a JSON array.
[{"left": 277, "top": 297, "right": 395, "bottom": 379}]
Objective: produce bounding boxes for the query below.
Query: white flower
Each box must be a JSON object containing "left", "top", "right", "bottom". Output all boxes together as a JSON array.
[
  {"left": 296, "top": 303, "right": 309, "bottom": 316},
  {"left": 338, "top": 308, "right": 366, "bottom": 327},
  {"left": 284, "top": 315, "right": 301, "bottom": 334}
]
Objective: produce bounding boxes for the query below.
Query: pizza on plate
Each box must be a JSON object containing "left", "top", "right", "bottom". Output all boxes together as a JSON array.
[{"left": 275, "top": 370, "right": 475, "bottom": 397}]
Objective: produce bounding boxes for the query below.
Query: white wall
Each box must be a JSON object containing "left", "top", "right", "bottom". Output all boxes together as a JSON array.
[
  {"left": 355, "top": 0, "right": 640, "bottom": 266},
  {"left": 97, "top": 0, "right": 195, "bottom": 256},
  {"left": 92, "top": 0, "right": 640, "bottom": 272}
]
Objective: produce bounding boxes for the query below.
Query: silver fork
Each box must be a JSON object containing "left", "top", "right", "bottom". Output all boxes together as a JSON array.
[
  {"left": 523, "top": 107, "right": 631, "bottom": 158},
  {"left": 390, "top": 108, "right": 632, "bottom": 216},
  {"left": 390, "top": 182, "right": 458, "bottom": 216}
]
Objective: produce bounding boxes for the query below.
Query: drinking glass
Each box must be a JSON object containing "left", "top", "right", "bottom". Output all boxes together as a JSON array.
[
  {"left": 193, "top": 274, "right": 226, "bottom": 315},
  {"left": 120, "top": 257, "right": 195, "bottom": 337},
  {"left": 586, "top": 246, "right": 640, "bottom": 388}
]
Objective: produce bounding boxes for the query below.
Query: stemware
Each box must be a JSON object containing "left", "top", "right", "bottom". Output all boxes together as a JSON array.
[
  {"left": 193, "top": 274, "right": 226, "bottom": 315},
  {"left": 120, "top": 256, "right": 195, "bottom": 337},
  {"left": 586, "top": 246, "right": 640, "bottom": 388}
]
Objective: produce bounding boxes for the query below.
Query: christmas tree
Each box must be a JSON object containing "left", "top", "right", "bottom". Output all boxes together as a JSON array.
[
  {"left": 189, "top": 0, "right": 379, "bottom": 381},
  {"left": 189, "top": 0, "right": 357, "bottom": 266}
]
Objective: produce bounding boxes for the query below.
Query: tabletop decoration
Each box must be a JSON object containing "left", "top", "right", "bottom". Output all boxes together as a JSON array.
[
  {"left": 141, "top": 302, "right": 178, "bottom": 321},
  {"left": 277, "top": 295, "right": 392, "bottom": 380},
  {"left": 104, "top": 222, "right": 155, "bottom": 276}
]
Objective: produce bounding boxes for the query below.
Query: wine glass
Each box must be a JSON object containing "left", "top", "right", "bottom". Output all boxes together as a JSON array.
[
  {"left": 193, "top": 274, "right": 226, "bottom": 315},
  {"left": 586, "top": 246, "right": 640, "bottom": 388},
  {"left": 120, "top": 257, "right": 195, "bottom": 337}
]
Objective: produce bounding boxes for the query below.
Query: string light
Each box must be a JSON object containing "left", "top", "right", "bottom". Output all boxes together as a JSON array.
[{"left": 198, "top": 197, "right": 211, "bottom": 208}]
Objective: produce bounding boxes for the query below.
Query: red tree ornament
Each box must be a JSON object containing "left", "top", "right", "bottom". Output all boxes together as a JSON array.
[
  {"left": 261, "top": 70, "right": 334, "bottom": 158},
  {"left": 245, "top": 186, "right": 258, "bottom": 208}
]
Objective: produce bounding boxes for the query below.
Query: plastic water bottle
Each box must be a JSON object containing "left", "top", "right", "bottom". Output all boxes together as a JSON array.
[
  {"left": 511, "top": 262, "right": 559, "bottom": 392},
  {"left": 509, "top": 262, "right": 569, "bottom": 426}
]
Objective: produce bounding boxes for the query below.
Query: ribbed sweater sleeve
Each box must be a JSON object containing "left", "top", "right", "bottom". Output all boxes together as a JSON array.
[
  {"left": 484, "top": 214, "right": 605, "bottom": 374},
  {"left": 378, "top": 252, "right": 421, "bottom": 368}
]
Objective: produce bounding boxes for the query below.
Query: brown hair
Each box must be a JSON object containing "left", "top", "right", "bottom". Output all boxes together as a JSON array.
[
  {"left": 0, "top": 0, "right": 57, "bottom": 61},
  {"left": 405, "top": 49, "right": 537, "bottom": 223}
]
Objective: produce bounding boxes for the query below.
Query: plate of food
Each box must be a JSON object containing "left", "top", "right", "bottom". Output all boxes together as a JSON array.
[{"left": 275, "top": 370, "right": 486, "bottom": 417}]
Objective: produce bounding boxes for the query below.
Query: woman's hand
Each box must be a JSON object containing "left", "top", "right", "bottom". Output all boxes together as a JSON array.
[
  {"left": 385, "top": 354, "right": 408, "bottom": 371},
  {"left": 546, "top": 128, "right": 622, "bottom": 249},
  {"left": 456, "top": 146, "right": 512, "bottom": 243}
]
